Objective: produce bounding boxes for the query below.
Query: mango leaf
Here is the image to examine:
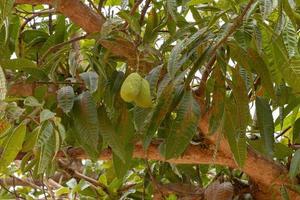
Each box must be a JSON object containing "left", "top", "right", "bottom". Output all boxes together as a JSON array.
[
  {"left": 186, "top": 0, "right": 212, "bottom": 6},
  {"left": 40, "top": 109, "right": 56, "bottom": 123},
  {"left": 113, "top": 105, "right": 135, "bottom": 178},
  {"left": 0, "top": 123, "right": 26, "bottom": 172},
  {"left": 280, "top": 186, "right": 290, "bottom": 200},
  {"left": 164, "top": 91, "right": 200, "bottom": 159},
  {"left": 282, "top": 18, "right": 298, "bottom": 58},
  {"left": 72, "top": 92, "right": 100, "bottom": 160},
  {"left": 22, "top": 126, "right": 40, "bottom": 152},
  {"left": 274, "top": 143, "right": 293, "bottom": 160},
  {"left": 255, "top": 97, "right": 274, "bottom": 157},
  {"left": 231, "top": 68, "right": 251, "bottom": 132},
  {"left": 224, "top": 98, "right": 247, "bottom": 167},
  {"left": 168, "top": 40, "right": 184, "bottom": 78},
  {"left": 143, "top": 8, "right": 159, "bottom": 43},
  {"left": 0, "top": 58, "right": 47, "bottom": 79},
  {"left": 229, "top": 43, "right": 275, "bottom": 98},
  {"left": 289, "top": 149, "right": 300, "bottom": 178},
  {"left": 57, "top": 86, "right": 75, "bottom": 114},
  {"left": 293, "top": 118, "right": 300, "bottom": 143},
  {"left": 98, "top": 106, "right": 126, "bottom": 162},
  {"left": 0, "top": 0, "right": 15, "bottom": 28},
  {"left": 24, "top": 96, "right": 41, "bottom": 107},
  {"left": 259, "top": 0, "right": 273, "bottom": 19},
  {"left": 79, "top": 71, "right": 99, "bottom": 93},
  {"left": 36, "top": 121, "right": 54, "bottom": 148},
  {"left": 0, "top": 118, "right": 11, "bottom": 137},
  {"left": 209, "top": 66, "right": 226, "bottom": 134},
  {"left": 54, "top": 15, "right": 66, "bottom": 44},
  {"left": 143, "top": 83, "right": 175, "bottom": 149},
  {"left": 145, "top": 65, "right": 163, "bottom": 96},
  {"left": 0, "top": 66, "right": 6, "bottom": 100},
  {"left": 166, "top": 0, "right": 178, "bottom": 22},
  {"left": 37, "top": 129, "right": 56, "bottom": 174},
  {"left": 118, "top": 11, "right": 141, "bottom": 34}
]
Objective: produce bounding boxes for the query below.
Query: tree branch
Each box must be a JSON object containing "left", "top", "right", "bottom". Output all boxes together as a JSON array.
[{"left": 14, "top": 0, "right": 151, "bottom": 68}]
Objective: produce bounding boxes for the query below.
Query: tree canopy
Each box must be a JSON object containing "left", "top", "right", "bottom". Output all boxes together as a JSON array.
[{"left": 1, "top": 0, "right": 300, "bottom": 199}]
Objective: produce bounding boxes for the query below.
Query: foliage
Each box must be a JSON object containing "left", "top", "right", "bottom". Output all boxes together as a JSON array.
[{"left": 0, "top": 0, "right": 300, "bottom": 199}]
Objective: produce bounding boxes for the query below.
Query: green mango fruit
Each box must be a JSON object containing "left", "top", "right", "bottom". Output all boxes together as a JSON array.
[
  {"left": 134, "top": 78, "right": 152, "bottom": 108},
  {"left": 120, "top": 72, "right": 143, "bottom": 102}
]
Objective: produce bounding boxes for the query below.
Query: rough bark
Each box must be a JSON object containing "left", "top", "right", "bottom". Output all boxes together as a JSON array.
[{"left": 15, "top": 0, "right": 149, "bottom": 68}]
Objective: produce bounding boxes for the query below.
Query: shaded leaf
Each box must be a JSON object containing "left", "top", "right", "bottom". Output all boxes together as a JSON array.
[
  {"left": 289, "top": 149, "right": 300, "bottom": 178},
  {"left": 80, "top": 71, "right": 99, "bottom": 93},
  {"left": 164, "top": 91, "right": 200, "bottom": 159},
  {"left": 255, "top": 97, "right": 274, "bottom": 157},
  {"left": 72, "top": 92, "right": 100, "bottom": 160},
  {"left": 57, "top": 86, "right": 75, "bottom": 114}
]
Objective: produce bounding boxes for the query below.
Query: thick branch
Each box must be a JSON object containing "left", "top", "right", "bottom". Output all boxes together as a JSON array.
[{"left": 15, "top": 0, "right": 149, "bottom": 68}]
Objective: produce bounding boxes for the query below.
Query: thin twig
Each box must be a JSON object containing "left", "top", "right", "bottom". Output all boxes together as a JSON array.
[
  {"left": 276, "top": 126, "right": 292, "bottom": 139},
  {"left": 9, "top": 175, "right": 42, "bottom": 190},
  {"left": 209, "top": 0, "right": 255, "bottom": 56},
  {"left": 58, "top": 160, "right": 111, "bottom": 196},
  {"left": 87, "top": 0, "right": 104, "bottom": 17},
  {"left": 123, "top": 0, "right": 143, "bottom": 28},
  {"left": 34, "top": 81, "right": 84, "bottom": 85},
  {"left": 190, "top": 0, "right": 256, "bottom": 92},
  {"left": 139, "top": 0, "right": 151, "bottom": 24},
  {"left": 17, "top": 9, "right": 56, "bottom": 57}
]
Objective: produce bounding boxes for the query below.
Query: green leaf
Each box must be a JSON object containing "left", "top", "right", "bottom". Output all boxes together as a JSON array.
[
  {"left": 255, "top": 97, "right": 274, "bottom": 157},
  {"left": 209, "top": 66, "right": 226, "bottom": 134},
  {"left": 143, "top": 8, "right": 159, "bottom": 43},
  {"left": 166, "top": 0, "right": 178, "bottom": 22},
  {"left": 98, "top": 106, "right": 126, "bottom": 162},
  {"left": 168, "top": 40, "right": 184, "bottom": 78},
  {"left": 259, "top": 0, "right": 273, "bottom": 19},
  {"left": 231, "top": 67, "right": 251, "bottom": 133},
  {"left": 0, "top": 58, "right": 46, "bottom": 79},
  {"left": 143, "top": 82, "right": 175, "bottom": 148},
  {"left": 0, "top": 66, "right": 6, "bottom": 100},
  {"left": 0, "top": 119, "right": 11, "bottom": 137},
  {"left": 40, "top": 109, "right": 56, "bottom": 123},
  {"left": 274, "top": 143, "right": 293, "bottom": 160},
  {"left": 282, "top": 18, "right": 298, "bottom": 57},
  {"left": 186, "top": 0, "right": 212, "bottom": 6},
  {"left": 79, "top": 71, "right": 99, "bottom": 93},
  {"left": 283, "top": 56, "right": 300, "bottom": 93},
  {"left": 113, "top": 105, "right": 135, "bottom": 178},
  {"left": 57, "top": 86, "right": 75, "bottom": 114},
  {"left": 164, "top": 91, "right": 200, "bottom": 159},
  {"left": 118, "top": 11, "right": 141, "bottom": 34},
  {"left": 36, "top": 121, "right": 54, "bottom": 148},
  {"left": 293, "top": 118, "right": 300, "bottom": 143},
  {"left": 0, "top": 123, "right": 26, "bottom": 172},
  {"left": 22, "top": 126, "right": 40, "bottom": 152},
  {"left": 224, "top": 98, "right": 247, "bottom": 167},
  {"left": 22, "top": 30, "right": 49, "bottom": 43},
  {"left": 54, "top": 15, "right": 66, "bottom": 44},
  {"left": 24, "top": 96, "right": 41, "bottom": 107},
  {"left": 146, "top": 65, "right": 163, "bottom": 96},
  {"left": 37, "top": 129, "right": 56, "bottom": 174},
  {"left": 72, "top": 92, "right": 100, "bottom": 160},
  {"left": 0, "top": 58, "right": 37, "bottom": 69},
  {"left": 289, "top": 149, "right": 300, "bottom": 178},
  {"left": 280, "top": 186, "right": 290, "bottom": 200}
]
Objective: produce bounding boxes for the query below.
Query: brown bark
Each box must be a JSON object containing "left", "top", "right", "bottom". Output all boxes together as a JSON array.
[{"left": 15, "top": 0, "right": 150, "bottom": 68}]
